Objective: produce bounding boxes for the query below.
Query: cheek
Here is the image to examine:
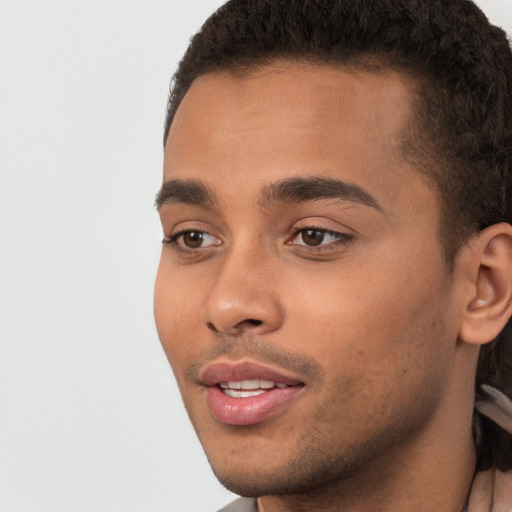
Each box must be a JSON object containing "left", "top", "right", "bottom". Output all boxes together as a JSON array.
[
  {"left": 283, "top": 265, "right": 454, "bottom": 439},
  {"left": 282, "top": 250, "right": 454, "bottom": 380},
  {"left": 154, "top": 258, "right": 203, "bottom": 372}
]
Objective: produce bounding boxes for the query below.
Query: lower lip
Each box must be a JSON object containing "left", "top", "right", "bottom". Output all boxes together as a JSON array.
[{"left": 206, "top": 385, "right": 304, "bottom": 426}]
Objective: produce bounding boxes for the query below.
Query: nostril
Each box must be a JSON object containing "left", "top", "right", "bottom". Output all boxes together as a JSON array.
[
  {"left": 206, "top": 322, "right": 218, "bottom": 332},
  {"left": 206, "top": 318, "right": 264, "bottom": 334},
  {"left": 241, "top": 319, "right": 263, "bottom": 327}
]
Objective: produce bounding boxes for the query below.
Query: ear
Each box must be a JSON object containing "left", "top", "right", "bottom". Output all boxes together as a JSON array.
[{"left": 458, "top": 223, "right": 512, "bottom": 345}]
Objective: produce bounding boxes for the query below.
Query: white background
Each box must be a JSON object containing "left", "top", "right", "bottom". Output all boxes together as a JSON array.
[{"left": 0, "top": 1, "right": 510, "bottom": 511}]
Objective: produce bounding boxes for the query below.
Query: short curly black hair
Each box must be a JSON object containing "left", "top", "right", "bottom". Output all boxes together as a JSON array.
[{"left": 164, "top": 0, "right": 512, "bottom": 394}]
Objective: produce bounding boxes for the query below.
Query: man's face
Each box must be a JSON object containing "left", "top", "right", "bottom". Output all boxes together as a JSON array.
[{"left": 155, "top": 63, "right": 463, "bottom": 496}]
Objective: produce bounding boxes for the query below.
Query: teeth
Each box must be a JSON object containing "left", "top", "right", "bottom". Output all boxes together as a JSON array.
[
  {"left": 224, "top": 379, "right": 270, "bottom": 390},
  {"left": 224, "top": 389, "right": 266, "bottom": 398},
  {"left": 229, "top": 379, "right": 259, "bottom": 390},
  {"left": 218, "top": 379, "right": 292, "bottom": 396}
]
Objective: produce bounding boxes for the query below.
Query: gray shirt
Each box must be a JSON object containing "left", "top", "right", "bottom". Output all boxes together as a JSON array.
[
  {"left": 217, "top": 496, "right": 469, "bottom": 512},
  {"left": 217, "top": 498, "right": 257, "bottom": 512}
]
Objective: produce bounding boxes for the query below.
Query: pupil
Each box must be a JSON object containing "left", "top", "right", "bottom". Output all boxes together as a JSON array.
[
  {"left": 303, "top": 229, "right": 324, "bottom": 246},
  {"left": 184, "top": 231, "right": 203, "bottom": 248}
]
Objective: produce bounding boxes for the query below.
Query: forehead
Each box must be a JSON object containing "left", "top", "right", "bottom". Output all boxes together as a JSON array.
[
  {"left": 168, "top": 62, "right": 414, "bottom": 140},
  {"left": 164, "top": 62, "right": 433, "bottom": 219}
]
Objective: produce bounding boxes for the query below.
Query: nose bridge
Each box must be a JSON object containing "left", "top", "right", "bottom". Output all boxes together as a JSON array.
[{"left": 201, "top": 239, "right": 282, "bottom": 335}]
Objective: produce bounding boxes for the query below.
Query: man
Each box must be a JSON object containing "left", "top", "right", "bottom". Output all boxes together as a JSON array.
[{"left": 154, "top": 1, "right": 512, "bottom": 510}]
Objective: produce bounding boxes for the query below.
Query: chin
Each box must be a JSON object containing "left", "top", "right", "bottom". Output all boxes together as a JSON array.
[{"left": 206, "top": 438, "right": 375, "bottom": 499}]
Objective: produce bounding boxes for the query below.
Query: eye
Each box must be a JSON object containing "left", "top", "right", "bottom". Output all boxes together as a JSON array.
[
  {"left": 288, "top": 228, "right": 349, "bottom": 247},
  {"left": 163, "top": 230, "right": 221, "bottom": 249}
]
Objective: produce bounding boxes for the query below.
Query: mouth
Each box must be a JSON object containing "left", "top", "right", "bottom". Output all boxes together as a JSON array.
[
  {"left": 218, "top": 379, "right": 293, "bottom": 398},
  {"left": 200, "top": 361, "right": 305, "bottom": 426}
]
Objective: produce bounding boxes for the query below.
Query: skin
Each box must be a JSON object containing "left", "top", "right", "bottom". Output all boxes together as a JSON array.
[{"left": 155, "top": 62, "right": 483, "bottom": 511}]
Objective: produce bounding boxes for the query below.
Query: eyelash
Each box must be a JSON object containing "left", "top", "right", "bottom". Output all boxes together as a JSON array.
[
  {"left": 287, "top": 227, "right": 353, "bottom": 251},
  {"left": 163, "top": 226, "right": 352, "bottom": 253},
  {"left": 162, "top": 230, "right": 220, "bottom": 250}
]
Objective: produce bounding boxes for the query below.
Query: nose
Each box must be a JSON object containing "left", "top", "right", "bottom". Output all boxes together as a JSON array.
[{"left": 201, "top": 247, "right": 283, "bottom": 336}]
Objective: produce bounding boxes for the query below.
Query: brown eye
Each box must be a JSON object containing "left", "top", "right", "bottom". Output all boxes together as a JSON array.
[
  {"left": 288, "top": 227, "right": 350, "bottom": 249},
  {"left": 182, "top": 231, "right": 206, "bottom": 248},
  {"left": 301, "top": 229, "right": 325, "bottom": 246},
  {"left": 164, "top": 230, "right": 220, "bottom": 249}
]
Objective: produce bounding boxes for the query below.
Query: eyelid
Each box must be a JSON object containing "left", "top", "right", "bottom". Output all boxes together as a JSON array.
[
  {"left": 284, "top": 217, "right": 355, "bottom": 253},
  {"left": 288, "top": 216, "right": 353, "bottom": 236},
  {"left": 161, "top": 219, "right": 223, "bottom": 253},
  {"left": 163, "top": 229, "right": 222, "bottom": 247},
  {"left": 288, "top": 228, "right": 346, "bottom": 244},
  {"left": 287, "top": 227, "right": 352, "bottom": 246}
]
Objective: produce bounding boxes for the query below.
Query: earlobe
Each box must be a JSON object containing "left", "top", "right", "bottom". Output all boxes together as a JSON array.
[{"left": 459, "top": 223, "right": 512, "bottom": 346}]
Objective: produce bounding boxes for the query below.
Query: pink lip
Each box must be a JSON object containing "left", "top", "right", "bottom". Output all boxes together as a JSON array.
[
  {"left": 200, "top": 361, "right": 304, "bottom": 386},
  {"left": 200, "top": 361, "right": 305, "bottom": 426}
]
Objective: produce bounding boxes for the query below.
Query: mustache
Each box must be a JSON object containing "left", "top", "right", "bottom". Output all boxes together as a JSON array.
[{"left": 186, "top": 334, "right": 325, "bottom": 384}]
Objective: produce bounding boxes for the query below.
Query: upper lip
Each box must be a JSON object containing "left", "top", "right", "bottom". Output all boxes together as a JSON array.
[{"left": 200, "top": 360, "right": 305, "bottom": 386}]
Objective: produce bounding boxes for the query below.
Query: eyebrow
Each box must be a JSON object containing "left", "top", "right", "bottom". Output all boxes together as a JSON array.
[
  {"left": 155, "top": 175, "right": 382, "bottom": 212},
  {"left": 155, "top": 179, "right": 217, "bottom": 209},
  {"left": 259, "top": 176, "right": 382, "bottom": 211}
]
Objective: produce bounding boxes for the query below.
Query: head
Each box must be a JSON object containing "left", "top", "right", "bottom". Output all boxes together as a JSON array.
[
  {"left": 163, "top": 0, "right": 512, "bottom": 394},
  {"left": 155, "top": 0, "right": 512, "bottom": 501}
]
